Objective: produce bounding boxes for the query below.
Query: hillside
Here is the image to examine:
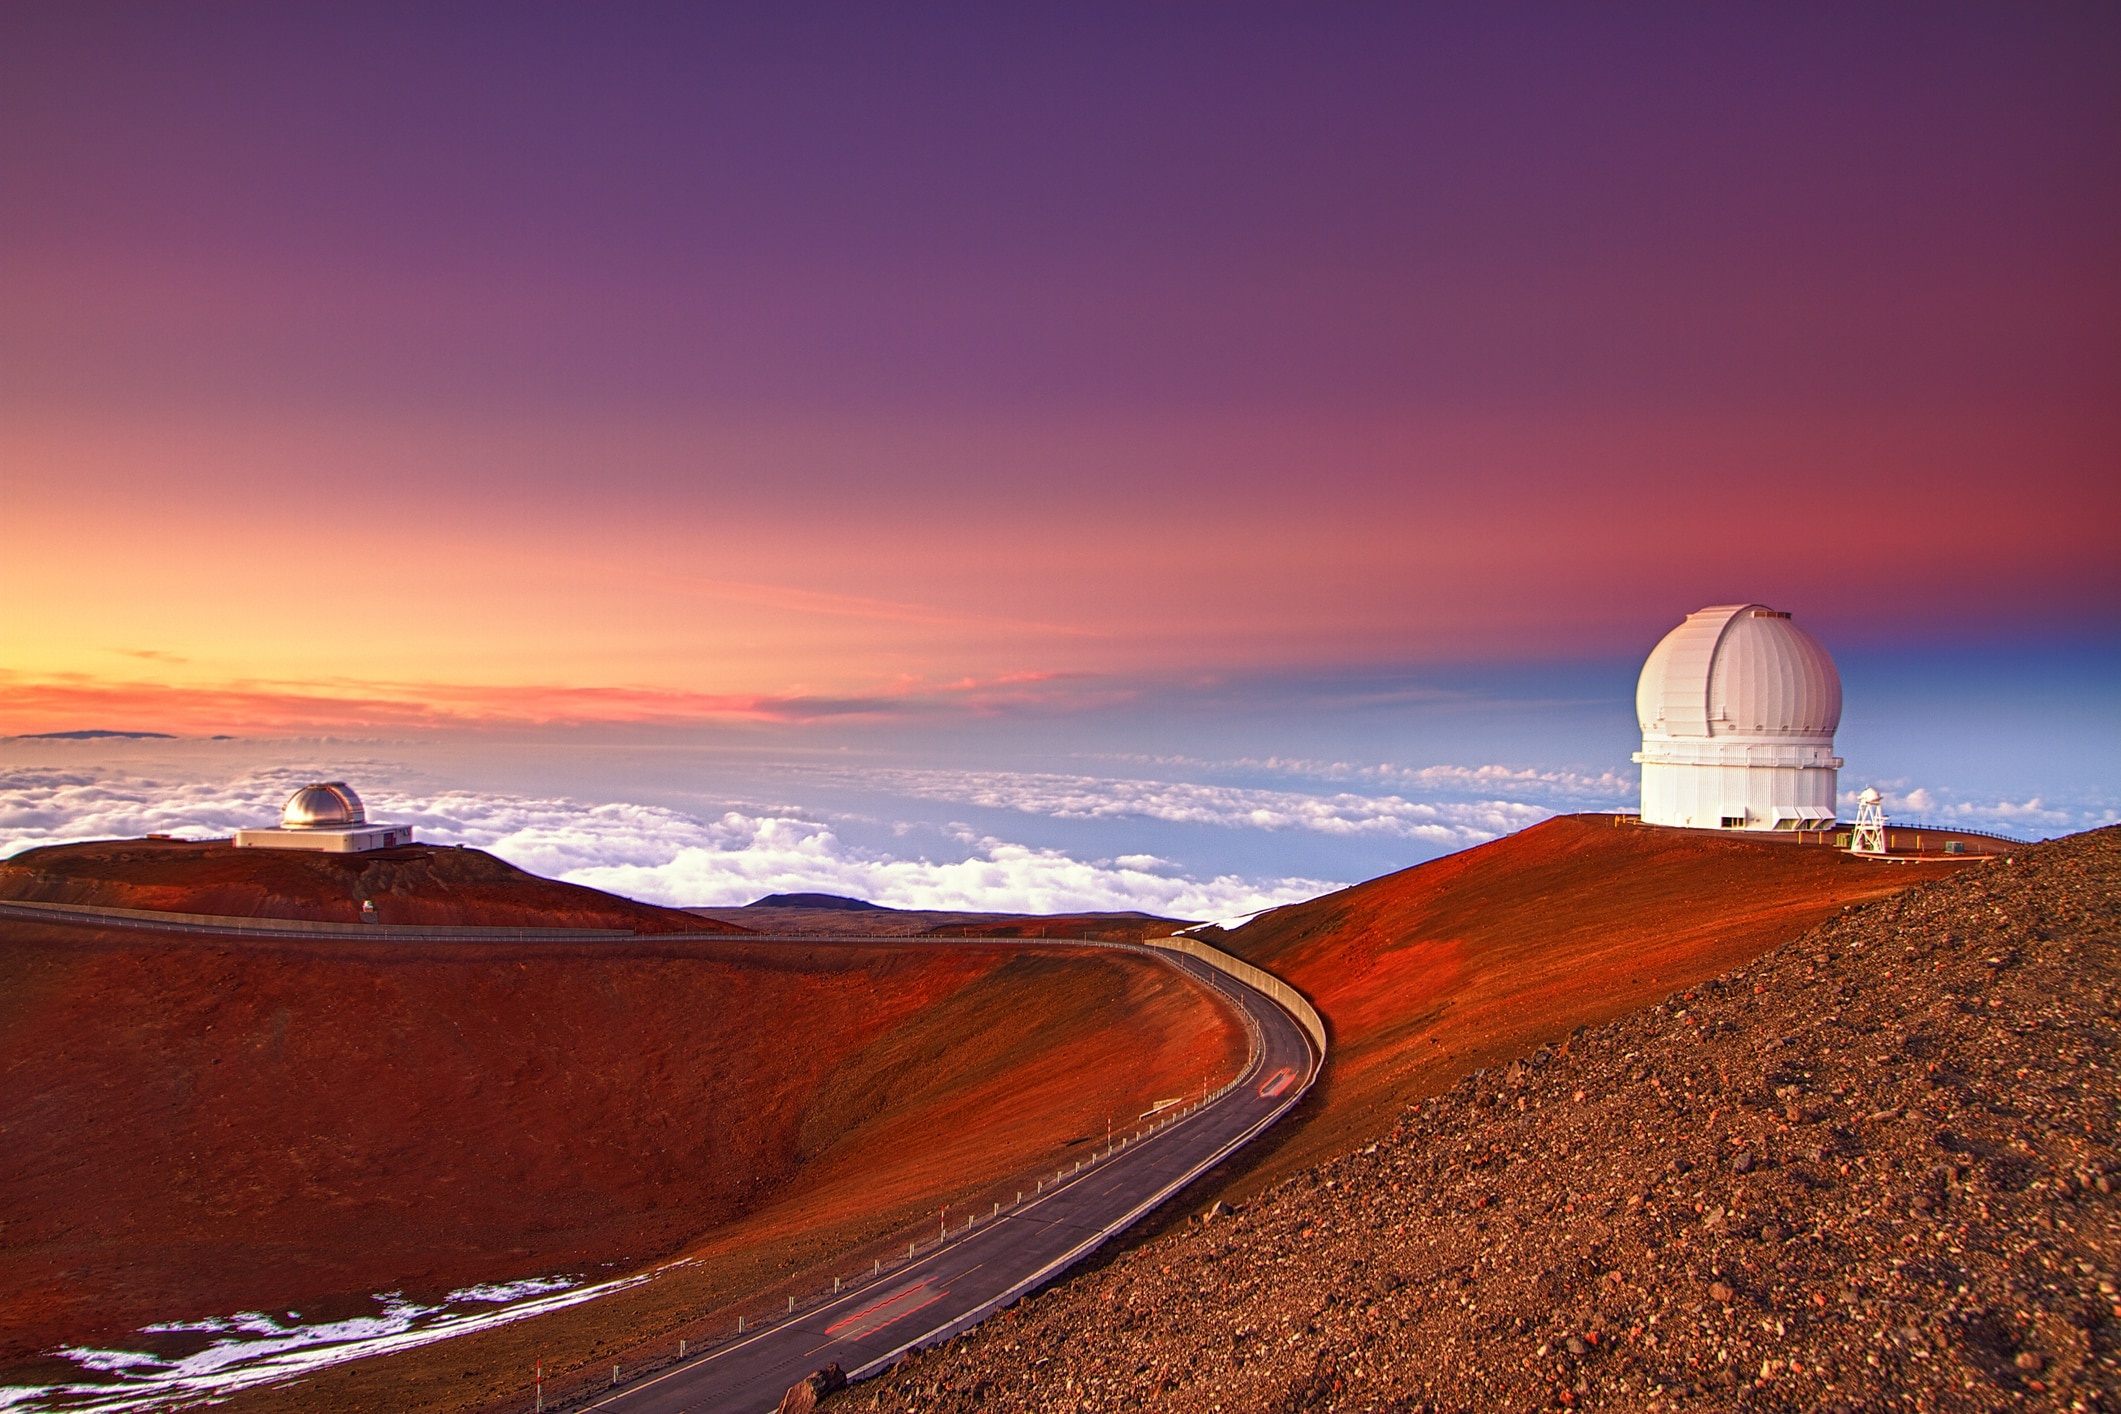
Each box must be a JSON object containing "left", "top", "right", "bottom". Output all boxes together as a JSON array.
[
  {"left": 0, "top": 837, "right": 746, "bottom": 932},
  {"left": 0, "top": 927, "right": 1244, "bottom": 1399},
  {"left": 689, "top": 903, "right": 1187, "bottom": 940},
  {"left": 1212, "top": 814, "right": 1972, "bottom": 1184},
  {"left": 852, "top": 826, "right": 2119, "bottom": 1413}
]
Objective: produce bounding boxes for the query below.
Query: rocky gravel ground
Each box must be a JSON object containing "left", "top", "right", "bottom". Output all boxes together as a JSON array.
[{"left": 837, "top": 827, "right": 2120, "bottom": 1413}]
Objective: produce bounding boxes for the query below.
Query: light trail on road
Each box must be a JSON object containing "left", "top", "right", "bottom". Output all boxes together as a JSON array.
[
  {"left": 586, "top": 941, "right": 1317, "bottom": 1414},
  {"left": 0, "top": 907, "right": 1318, "bottom": 1414}
]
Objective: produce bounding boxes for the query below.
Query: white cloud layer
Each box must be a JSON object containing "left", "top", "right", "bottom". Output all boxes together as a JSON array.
[
  {"left": 0, "top": 766, "right": 1338, "bottom": 918},
  {"left": 7, "top": 758, "right": 2098, "bottom": 925},
  {"left": 856, "top": 768, "right": 1565, "bottom": 845},
  {"left": 1090, "top": 754, "right": 1637, "bottom": 802},
  {"left": 1841, "top": 782, "right": 2117, "bottom": 836}
]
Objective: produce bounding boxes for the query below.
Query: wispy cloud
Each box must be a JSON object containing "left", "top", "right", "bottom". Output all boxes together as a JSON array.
[
  {"left": 0, "top": 767, "right": 1337, "bottom": 918},
  {"left": 1088, "top": 754, "right": 1635, "bottom": 802},
  {"left": 0, "top": 766, "right": 301, "bottom": 845},
  {"left": 852, "top": 767, "right": 1576, "bottom": 846},
  {"left": 633, "top": 567, "right": 1101, "bottom": 639},
  {"left": 0, "top": 669, "right": 1107, "bottom": 736},
  {"left": 1844, "top": 782, "right": 2115, "bottom": 838}
]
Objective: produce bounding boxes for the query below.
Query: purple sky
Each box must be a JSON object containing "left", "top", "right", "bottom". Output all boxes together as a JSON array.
[
  {"left": 2, "top": 2, "right": 2115, "bottom": 723},
  {"left": 2, "top": 5, "right": 2117, "bottom": 906}
]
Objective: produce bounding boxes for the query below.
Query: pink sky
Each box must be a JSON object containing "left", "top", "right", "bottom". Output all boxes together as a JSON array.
[{"left": 3, "top": 6, "right": 2115, "bottom": 735}]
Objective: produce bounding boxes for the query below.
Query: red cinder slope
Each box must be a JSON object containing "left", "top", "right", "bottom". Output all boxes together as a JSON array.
[
  {"left": 0, "top": 924, "right": 1243, "bottom": 1383},
  {"left": 918, "top": 912, "right": 1187, "bottom": 940},
  {"left": 1216, "top": 813, "right": 1963, "bottom": 1183},
  {"left": 689, "top": 906, "right": 1188, "bottom": 940},
  {"left": 0, "top": 838, "right": 743, "bottom": 932}
]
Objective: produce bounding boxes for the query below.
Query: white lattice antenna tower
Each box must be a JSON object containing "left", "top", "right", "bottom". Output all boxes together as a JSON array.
[{"left": 1850, "top": 787, "right": 1887, "bottom": 856}]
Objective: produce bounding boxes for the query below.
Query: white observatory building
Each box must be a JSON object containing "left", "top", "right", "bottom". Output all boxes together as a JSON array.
[
  {"left": 233, "top": 782, "right": 414, "bottom": 853},
  {"left": 1633, "top": 604, "right": 1843, "bottom": 831}
]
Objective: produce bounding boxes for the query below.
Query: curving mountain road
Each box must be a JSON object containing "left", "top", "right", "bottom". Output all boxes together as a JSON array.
[
  {"left": 0, "top": 901, "right": 1318, "bottom": 1413},
  {"left": 585, "top": 943, "right": 1317, "bottom": 1414}
]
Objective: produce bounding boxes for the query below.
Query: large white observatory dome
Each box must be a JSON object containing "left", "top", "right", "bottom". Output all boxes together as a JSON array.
[{"left": 1633, "top": 605, "right": 1844, "bottom": 831}]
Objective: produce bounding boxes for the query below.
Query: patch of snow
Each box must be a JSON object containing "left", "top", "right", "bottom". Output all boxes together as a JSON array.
[
  {"left": 3, "top": 1269, "right": 662, "bottom": 1413},
  {"left": 447, "top": 1277, "right": 577, "bottom": 1304}
]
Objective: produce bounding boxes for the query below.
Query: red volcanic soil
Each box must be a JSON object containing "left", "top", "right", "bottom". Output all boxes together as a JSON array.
[
  {"left": 0, "top": 874, "right": 1243, "bottom": 1401},
  {"left": 1214, "top": 813, "right": 1968, "bottom": 1186},
  {"left": 919, "top": 913, "right": 1186, "bottom": 941},
  {"left": 687, "top": 905, "right": 1187, "bottom": 940},
  {"left": 0, "top": 838, "right": 743, "bottom": 932}
]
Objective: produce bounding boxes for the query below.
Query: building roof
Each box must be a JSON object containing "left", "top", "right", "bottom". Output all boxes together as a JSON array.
[
  {"left": 1636, "top": 604, "right": 1841, "bottom": 743},
  {"left": 281, "top": 781, "right": 367, "bottom": 829}
]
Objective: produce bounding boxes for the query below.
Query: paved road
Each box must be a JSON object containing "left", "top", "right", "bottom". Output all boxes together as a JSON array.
[
  {"left": 0, "top": 898, "right": 640, "bottom": 942},
  {"left": 4, "top": 903, "right": 1316, "bottom": 1412},
  {"left": 586, "top": 947, "right": 1316, "bottom": 1414}
]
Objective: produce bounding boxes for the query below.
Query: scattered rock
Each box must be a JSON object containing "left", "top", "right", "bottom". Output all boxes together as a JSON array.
[
  {"left": 841, "top": 827, "right": 2121, "bottom": 1413},
  {"left": 779, "top": 1362, "right": 847, "bottom": 1412}
]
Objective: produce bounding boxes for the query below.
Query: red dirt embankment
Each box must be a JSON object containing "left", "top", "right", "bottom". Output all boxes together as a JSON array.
[
  {"left": 686, "top": 906, "right": 1186, "bottom": 940},
  {"left": 918, "top": 913, "right": 1185, "bottom": 941},
  {"left": 1215, "top": 814, "right": 1964, "bottom": 1185},
  {"left": 0, "top": 839, "right": 740, "bottom": 932},
  {"left": 0, "top": 880, "right": 1244, "bottom": 1401},
  {"left": 851, "top": 828, "right": 2119, "bottom": 1414}
]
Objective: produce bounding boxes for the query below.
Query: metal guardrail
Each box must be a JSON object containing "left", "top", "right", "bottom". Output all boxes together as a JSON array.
[
  {"left": 2, "top": 896, "right": 1328, "bottom": 1411},
  {"left": 849, "top": 966, "right": 1315, "bottom": 1383},
  {"left": 2, "top": 899, "right": 1329, "bottom": 1053},
  {"left": 1885, "top": 821, "right": 2030, "bottom": 845},
  {"left": 0, "top": 899, "right": 643, "bottom": 942},
  {"left": 736, "top": 931, "right": 1329, "bottom": 1060},
  {"left": 1591, "top": 808, "right": 2031, "bottom": 847},
  {"left": 1593, "top": 810, "right": 2032, "bottom": 852},
  {"left": 692, "top": 933, "right": 1327, "bottom": 1396},
  {"left": 530, "top": 932, "right": 1315, "bottom": 1407}
]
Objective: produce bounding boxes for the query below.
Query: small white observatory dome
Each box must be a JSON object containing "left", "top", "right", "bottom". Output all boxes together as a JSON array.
[
  {"left": 281, "top": 782, "right": 367, "bottom": 829},
  {"left": 1633, "top": 604, "right": 1844, "bottom": 831},
  {"left": 235, "top": 780, "right": 410, "bottom": 853}
]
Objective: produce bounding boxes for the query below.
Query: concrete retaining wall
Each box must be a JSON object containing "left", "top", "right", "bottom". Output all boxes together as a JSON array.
[{"left": 1140, "top": 934, "right": 1328, "bottom": 1062}]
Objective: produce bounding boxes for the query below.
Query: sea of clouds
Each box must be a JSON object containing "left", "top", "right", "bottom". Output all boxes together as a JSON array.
[
  {"left": 860, "top": 768, "right": 1559, "bottom": 842},
  {"left": 3, "top": 757, "right": 2096, "bottom": 920},
  {"left": 0, "top": 764, "right": 1348, "bottom": 917},
  {"left": 1847, "top": 783, "right": 2111, "bottom": 837}
]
